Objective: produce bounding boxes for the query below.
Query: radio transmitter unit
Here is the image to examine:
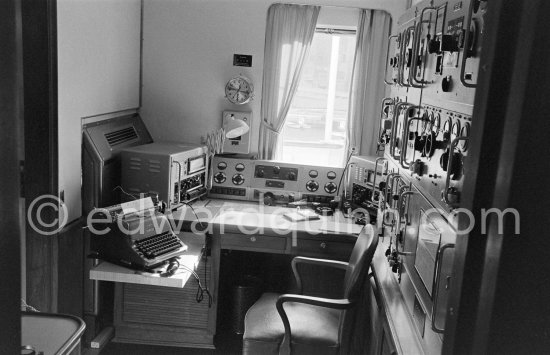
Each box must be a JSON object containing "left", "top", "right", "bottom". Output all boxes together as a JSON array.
[{"left": 120, "top": 142, "right": 208, "bottom": 210}]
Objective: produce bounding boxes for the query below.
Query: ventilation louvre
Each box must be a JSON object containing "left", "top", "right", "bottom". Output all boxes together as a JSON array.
[{"left": 105, "top": 126, "right": 138, "bottom": 147}]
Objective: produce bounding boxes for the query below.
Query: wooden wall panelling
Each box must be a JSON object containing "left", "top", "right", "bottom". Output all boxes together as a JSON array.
[
  {"left": 57, "top": 222, "right": 83, "bottom": 317},
  {"left": 0, "top": 0, "right": 23, "bottom": 351},
  {"left": 21, "top": 0, "right": 58, "bottom": 313}
]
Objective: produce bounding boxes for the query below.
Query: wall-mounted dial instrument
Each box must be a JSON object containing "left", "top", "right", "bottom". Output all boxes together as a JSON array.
[{"left": 225, "top": 75, "right": 254, "bottom": 105}]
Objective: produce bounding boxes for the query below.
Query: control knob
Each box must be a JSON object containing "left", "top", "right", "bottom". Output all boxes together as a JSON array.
[
  {"left": 410, "top": 160, "right": 425, "bottom": 176},
  {"left": 214, "top": 172, "right": 226, "bottom": 184},
  {"left": 287, "top": 171, "right": 297, "bottom": 181},
  {"left": 273, "top": 166, "right": 281, "bottom": 174},
  {"left": 263, "top": 192, "right": 275, "bottom": 206},
  {"left": 324, "top": 182, "right": 337, "bottom": 194},
  {"left": 232, "top": 174, "right": 244, "bottom": 185},
  {"left": 428, "top": 38, "right": 441, "bottom": 54},
  {"left": 442, "top": 187, "right": 460, "bottom": 205},
  {"left": 306, "top": 180, "right": 319, "bottom": 192},
  {"left": 256, "top": 168, "right": 265, "bottom": 178}
]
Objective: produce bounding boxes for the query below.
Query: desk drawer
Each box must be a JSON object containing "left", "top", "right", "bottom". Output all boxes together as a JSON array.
[
  {"left": 296, "top": 239, "right": 354, "bottom": 260},
  {"left": 221, "top": 233, "right": 287, "bottom": 253}
]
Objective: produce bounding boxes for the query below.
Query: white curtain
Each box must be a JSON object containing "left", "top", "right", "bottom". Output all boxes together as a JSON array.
[
  {"left": 347, "top": 10, "right": 392, "bottom": 156},
  {"left": 259, "top": 4, "right": 320, "bottom": 160}
]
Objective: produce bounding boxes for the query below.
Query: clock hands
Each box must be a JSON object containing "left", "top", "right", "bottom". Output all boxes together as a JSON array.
[
  {"left": 229, "top": 89, "right": 240, "bottom": 101},
  {"left": 225, "top": 75, "right": 253, "bottom": 104}
]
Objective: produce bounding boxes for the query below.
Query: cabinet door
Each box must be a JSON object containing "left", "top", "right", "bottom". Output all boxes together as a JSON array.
[
  {"left": 380, "top": 321, "right": 398, "bottom": 355},
  {"left": 113, "top": 256, "right": 216, "bottom": 348},
  {"left": 368, "top": 278, "right": 383, "bottom": 355},
  {"left": 369, "top": 278, "right": 398, "bottom": 355}
]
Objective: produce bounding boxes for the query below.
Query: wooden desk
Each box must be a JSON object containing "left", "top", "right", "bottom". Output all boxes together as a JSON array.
[
  {"left": 174, "top": 199, "right": 362, "bottom": 258},
  {"left": 97, "top": 199, "right": 362, "bottom": 349}
]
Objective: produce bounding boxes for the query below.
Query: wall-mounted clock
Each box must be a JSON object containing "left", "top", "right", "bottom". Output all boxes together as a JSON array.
[{"left": 225, "top": 75, "right": 254, "bottom": 105}]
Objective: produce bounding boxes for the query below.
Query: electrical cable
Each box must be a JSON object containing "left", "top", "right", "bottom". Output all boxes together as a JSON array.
[
  {"left": 178, "top": 260, "right": 212, "bottom": 307},
  {"left": 154, "top": 250, "right": 212, "bottom": 307},
  {"left": 175, "top": 201, "right": 207, "bottom": 231},
  {"left": 113, "top": 185, "right": 140, "bottom": 200},
  {"left": 336, "top": 149, "right": 355, "bottom": 196}
]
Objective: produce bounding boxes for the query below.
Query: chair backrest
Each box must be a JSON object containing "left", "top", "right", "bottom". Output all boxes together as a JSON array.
[{"left": 343, "top": 224, "right": 379, "bottom": 300}]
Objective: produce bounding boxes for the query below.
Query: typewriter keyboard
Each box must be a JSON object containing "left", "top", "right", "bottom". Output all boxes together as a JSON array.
[{"left": 134, "top": 232, "right": 184, "bottom": 259}]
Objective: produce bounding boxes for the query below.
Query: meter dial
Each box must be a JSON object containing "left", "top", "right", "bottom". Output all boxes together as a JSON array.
[
  {"left": 451, "top": 120, "right": 461, "bottom": 141},
  {"left": 235, "top": 163, "right": 245, "bottom": 172},
  {"left": 424, "top": 132, "right": 437, "bottom": 158},
  {"left": 442, "top": 118, "right": 452, "bottom": 142},
  {"left": 217, "top": 161, "right": 227, "bottom": 170},
  {"left": 383, "top": 104, "right": 390, "bottom": 117},
  {"left": 432, "top": 113, "right": 441, "bottom": 135},
  {"left": 309, "top": 170, "right": 319, "bottom": 178},
  {"left": 458, "top": 123, "right": 471, "bottom": 152},
  {"left": 327, "top": 171, "right": 337, "bottom": 180},
  {"left": 421, "top": 111, "right": 430, "bottom": 134}
]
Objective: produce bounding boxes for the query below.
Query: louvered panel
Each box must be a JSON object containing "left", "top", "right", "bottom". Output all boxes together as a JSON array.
[
  {"left": 120, "top": 259, "right": 212, "bottom": 329},
  {"left": 148, "top": 159, "right": 161, "bottom": 173},
  {"left": 128, "top": 157, "right": 142, "bottom": 170},
  {"left": 104, "top": 126, "right": 138, "bottom": 147}
]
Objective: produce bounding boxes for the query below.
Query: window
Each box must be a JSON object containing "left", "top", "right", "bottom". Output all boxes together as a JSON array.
[{"left": 279, "top": 29, "right": 356, "bottom": 167}]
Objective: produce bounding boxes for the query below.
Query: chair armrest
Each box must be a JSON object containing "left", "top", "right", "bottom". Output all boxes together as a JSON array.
[
  {"left": 275, "top": 293, "right": 354, "bottom": 353},
  {"left": 291, "top": 257, "right": 348, "bottom": 294}
]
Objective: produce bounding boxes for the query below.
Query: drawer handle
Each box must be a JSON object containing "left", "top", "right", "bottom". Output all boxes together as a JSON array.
[
  {"left": 250, "top": 236, "right": 257, "bottom": 242},
  {"left": 320, "top": 242, "right": 327, "bottom": 249}
]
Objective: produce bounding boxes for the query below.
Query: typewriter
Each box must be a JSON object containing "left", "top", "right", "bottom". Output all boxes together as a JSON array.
[{"left": 89, "top": 197, "right": 187, "bottom": 270}]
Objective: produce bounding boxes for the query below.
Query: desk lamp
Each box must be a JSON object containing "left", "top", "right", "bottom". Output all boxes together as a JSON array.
[{"left": 223, "top": 113, "right": 250, "bottom": 139}]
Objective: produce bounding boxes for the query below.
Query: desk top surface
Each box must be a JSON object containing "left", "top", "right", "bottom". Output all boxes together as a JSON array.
[
  {"left": 90, "top": 199, "right": 364, "bottom": 288},
  {"left": 90, "top": 232, "right": 205, "bottom": 288},
  {"left": 170, "top": 199, "right": 364, "bottom": 237}
]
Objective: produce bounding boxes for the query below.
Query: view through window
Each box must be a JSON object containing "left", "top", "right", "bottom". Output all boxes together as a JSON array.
[{"left": 279, "top": 30, "right": 356, "bottom": 167}]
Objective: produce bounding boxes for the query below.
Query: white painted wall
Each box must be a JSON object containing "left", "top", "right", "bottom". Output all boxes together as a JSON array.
[
  {"left": 57, "top": 0, "right": 141, "bottom": 221},
  {"left": 141, "top": 0, "right": 406, "bottom": 155}
]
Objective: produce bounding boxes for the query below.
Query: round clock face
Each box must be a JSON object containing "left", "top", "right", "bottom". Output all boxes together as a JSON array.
[{"left": 225, "top": 75, "right": 254, "bottom": 105}]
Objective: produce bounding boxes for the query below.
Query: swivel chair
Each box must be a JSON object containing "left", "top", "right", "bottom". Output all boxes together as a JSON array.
[{"left": 242, "top": 224, "right": 379, "bottom": 355}]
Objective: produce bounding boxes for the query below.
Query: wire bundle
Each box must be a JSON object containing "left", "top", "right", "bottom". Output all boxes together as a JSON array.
[{"left": 205, "top": 128, "right": 226, "bottom": 157}]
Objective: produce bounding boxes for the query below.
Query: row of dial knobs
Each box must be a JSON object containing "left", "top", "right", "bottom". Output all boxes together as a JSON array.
[
  {"left": 306, "top": 180, "right": 337, "bottom": 193},
  {"left": 214, "top": 172, "right": 338, "bottom": 193},
  {"left": 214, "top": 172, "right": 245, "bottom": 185}
]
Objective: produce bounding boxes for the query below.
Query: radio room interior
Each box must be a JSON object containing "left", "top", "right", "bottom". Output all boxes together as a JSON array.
[{"left": 2, "top": 0, "right": 550, "bottom": 354}]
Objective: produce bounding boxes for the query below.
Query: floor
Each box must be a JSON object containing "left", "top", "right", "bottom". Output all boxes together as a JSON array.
[
  {"left": 101, "top": 332, "right": 243, "bottom": 355},
  {"left": 99, "top": 251, "right": 286, "bottom": 355}
]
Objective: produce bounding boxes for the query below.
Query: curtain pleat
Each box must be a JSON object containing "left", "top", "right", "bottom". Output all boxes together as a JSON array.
[
  {"left": 259, "top": 4, "right": 320, "bottom": 160},
  {"left": 346, "top": 10, "right": 392, "bottom": 157}
]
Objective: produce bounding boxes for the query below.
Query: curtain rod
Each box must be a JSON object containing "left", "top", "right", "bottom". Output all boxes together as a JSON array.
[{"left": 315, "top": 27, "right": 356, "bottom": 35}]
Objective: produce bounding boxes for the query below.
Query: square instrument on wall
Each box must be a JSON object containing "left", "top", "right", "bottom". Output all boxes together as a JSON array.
[{"left": 222, "top": 110, "right": 251, "bottom": 154}]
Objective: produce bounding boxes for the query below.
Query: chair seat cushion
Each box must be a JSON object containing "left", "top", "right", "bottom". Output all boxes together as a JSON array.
[{"left": 243, "top": 292, "right": 342, "bottom": 354}]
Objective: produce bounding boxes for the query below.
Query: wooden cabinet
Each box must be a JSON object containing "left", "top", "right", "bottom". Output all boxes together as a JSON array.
[
  {"left": 220, "top": 232, "right": 287, "bottom": 254},
  {"left": 112, "top": 256, "right": 216, "bottom": 349},
  {"left": 295, "top": 237, "right": 354, "bottom": 260},
  {"left": 368, "top": 278, "right": 397, "bottom": 355}
]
